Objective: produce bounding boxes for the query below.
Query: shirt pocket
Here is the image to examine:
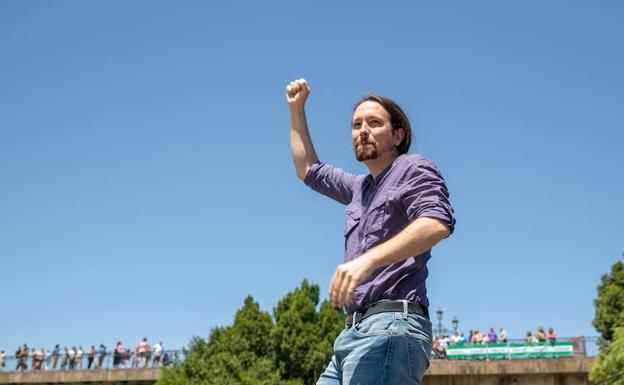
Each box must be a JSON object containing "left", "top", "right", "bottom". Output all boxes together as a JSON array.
[
  {"left": 362, "top": 189, "right": 402, "bottom": 247},
  {"left": 344, "top": 204, "right": 361, "bottom": 246},
  {"left": 361, "top": 192, "right": 391, "bottom": 246}
]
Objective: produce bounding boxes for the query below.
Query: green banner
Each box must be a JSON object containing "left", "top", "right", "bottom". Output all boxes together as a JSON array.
[{"left": 445, "top": 341, "right": 574, "bottom": 360}]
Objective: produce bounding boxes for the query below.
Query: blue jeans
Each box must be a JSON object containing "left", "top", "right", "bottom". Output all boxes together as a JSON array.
[{"left": 317, "top": 311, "right": 432, "bottom": 385}]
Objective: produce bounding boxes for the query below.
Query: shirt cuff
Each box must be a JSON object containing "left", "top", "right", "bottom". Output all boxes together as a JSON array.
[{"left": 417, "top": 210, "right": 455, "bottom": 235}]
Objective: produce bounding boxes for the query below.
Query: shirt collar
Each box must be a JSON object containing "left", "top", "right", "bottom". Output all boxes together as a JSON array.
[{"left": 368, "top": 154, "right": 404, "bottom": 185}]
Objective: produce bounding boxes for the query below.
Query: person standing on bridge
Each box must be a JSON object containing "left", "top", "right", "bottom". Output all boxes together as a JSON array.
[
  {"left": 152, "top": 341, "right": 163, "bottom": 367},
  {"left": 76, "top": 346, "right": 84, "bottom": 369},
  {"left": 287, "top": 79, "right": 456, "bottom": 384},
  {"left": 60, "top": 346, "right": 68, "bottom": 370},
  {"left": 96, "top": 344, "right": 107, "bottom": 369},
  {"left": 52, "top": 344, "right": 60, "bottom": 370},
  {"left": 87, "top": 345, "right": 95, "bottom": 369},
  {"left": 113, "top": 342, "right": 122, "bottom": 368}
]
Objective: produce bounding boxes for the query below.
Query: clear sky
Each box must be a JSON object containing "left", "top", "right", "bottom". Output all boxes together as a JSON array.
[{"left": 1, "top": 1, "right": 622, "bottom": 352}]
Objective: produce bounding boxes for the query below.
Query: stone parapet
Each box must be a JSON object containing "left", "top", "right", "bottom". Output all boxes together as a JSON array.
[
  {"left": 0, "top": 357, "right": 593, "bottom": 385},
  {"left": 428, "top": 356, "right": 593, "bottom": 375},
  {"left": 424, "top": 357, "right": 593, "bottom": 385},
  {"left": 0, "top": 368, "right": 160, "bottom": 384}
]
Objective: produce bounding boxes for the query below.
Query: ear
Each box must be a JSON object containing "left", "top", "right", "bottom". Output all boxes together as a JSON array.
[{"left": 392, "top": 127, "right": 405, "bottom": 146}]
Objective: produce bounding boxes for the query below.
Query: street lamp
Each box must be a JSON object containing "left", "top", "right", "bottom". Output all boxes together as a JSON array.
[
  {"left": 452, "top": 317, "right": 459, "bottom": 335},
  {"left": 436, "top": 308, "right": 443, "bottom": 337}
]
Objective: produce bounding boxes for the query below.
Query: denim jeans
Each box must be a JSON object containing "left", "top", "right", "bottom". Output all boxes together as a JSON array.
[{"left": 317, "top": 311, "right": 432, "bottom": 385}]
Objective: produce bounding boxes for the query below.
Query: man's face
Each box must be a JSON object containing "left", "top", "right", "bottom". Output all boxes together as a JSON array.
[{"left": 351, "top": 101, "right": 403, "bottom": 161}]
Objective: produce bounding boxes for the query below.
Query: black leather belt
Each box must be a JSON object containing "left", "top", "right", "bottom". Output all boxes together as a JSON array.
[{"left": 345, "top": 300, "right": 429, "bottom": 328}]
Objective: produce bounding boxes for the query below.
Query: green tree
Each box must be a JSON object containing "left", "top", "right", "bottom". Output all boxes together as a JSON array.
[
  {"left": 158, "top": 296, "right": 285, "bottom": 385},
  {"left": 593, "top": 260, "right": 624, "bottom": 345},
  {"left": 590, "top": 259, "right": 624, "bottom": 384},
  {"left": 271, "top": 280, "right": 344, "bottom": 385},
  {"left": 590, "top": 326, "right": 624, "bottom": 385},
  {"left": 157, "top": 282, "right": 344, "bottom": 385}
]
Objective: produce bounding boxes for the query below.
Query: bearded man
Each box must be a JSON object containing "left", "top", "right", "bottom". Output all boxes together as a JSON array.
[{"left": 287, "top": 78, "right": 456, "bottom": 385}]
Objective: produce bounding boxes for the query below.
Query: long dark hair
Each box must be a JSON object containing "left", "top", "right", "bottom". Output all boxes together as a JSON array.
[{"left": 354, "top": 94, "right": 412, "bottom": 155}]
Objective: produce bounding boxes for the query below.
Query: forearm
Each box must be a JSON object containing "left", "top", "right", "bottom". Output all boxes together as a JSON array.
[
  {"left": 365, "top": 217, "right": 450, "bottom": 270},
  {"left": 290, "top": 106, "right": 319, "bottom": 180},
  {"left": 329, "top": 216, "right": 451, "bottom": 307}
]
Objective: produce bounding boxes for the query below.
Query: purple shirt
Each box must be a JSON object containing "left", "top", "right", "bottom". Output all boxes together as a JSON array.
[
  {"left": 488, "top": 329, "right": 498, "bottom": 343},
  {"left": 304, "top": 154, "right": 455, "bottom": 314}
]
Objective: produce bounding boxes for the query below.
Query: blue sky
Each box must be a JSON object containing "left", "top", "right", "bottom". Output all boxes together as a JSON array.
[{"left": 1, "top": 1, "right": 622, "bottom": 352}]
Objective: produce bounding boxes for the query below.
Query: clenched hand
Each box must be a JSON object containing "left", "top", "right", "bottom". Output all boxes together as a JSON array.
[
  {"left": 286, "top": 78, "right": 310, "bottom": 110},
  {"left": 329, "top": 255, "right": 376, "bottom": 308}
]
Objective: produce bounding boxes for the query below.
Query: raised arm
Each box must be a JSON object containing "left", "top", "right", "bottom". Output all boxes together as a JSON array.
[{"left": 287, "top": 78, "right": 319, "bottom": 180}]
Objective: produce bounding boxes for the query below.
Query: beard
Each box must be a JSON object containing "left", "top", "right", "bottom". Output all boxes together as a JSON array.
[{"left": 354, "top": 142, "right": 378, "bottom": 161}]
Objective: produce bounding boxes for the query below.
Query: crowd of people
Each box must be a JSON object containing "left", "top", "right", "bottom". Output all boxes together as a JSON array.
[
  {"left": 432, "top": 326, "right": 557, "bottom": 359},
  {"left": 0, "top": 327, "right": 562, "bottom": 369},
  {"left": 525, "top": 327, "right": 557, "bottom": 344},
  {"left": 0, "top": 338, "right": 171, "bottom": 371}
]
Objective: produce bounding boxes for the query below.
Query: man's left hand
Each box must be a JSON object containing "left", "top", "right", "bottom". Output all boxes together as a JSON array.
[{"left": 329, "top": 255, "right": 376, "bottom": 308}]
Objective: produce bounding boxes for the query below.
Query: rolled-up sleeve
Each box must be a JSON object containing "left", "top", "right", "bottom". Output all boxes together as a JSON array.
[
  {"left": 401, "top": 159, "right": 456, "bottom": 234},
  {"left": 303, "top": 162, "right": 356, "bottom": 205}
]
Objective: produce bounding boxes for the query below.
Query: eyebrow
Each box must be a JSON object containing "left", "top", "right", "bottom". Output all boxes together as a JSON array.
[{"left": 352, "top": 114, "right": 386, "bottom": 123}]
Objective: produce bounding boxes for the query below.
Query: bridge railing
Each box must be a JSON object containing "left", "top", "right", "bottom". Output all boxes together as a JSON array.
[
  {"left": 0, "top": 350, "right": 185, "bottom": 372},
  {"left": 430, "top": 336, "right": 600, "bottom": 360},
  {"left": 0, "top": 336, "right": 601, "bottom": 370}
]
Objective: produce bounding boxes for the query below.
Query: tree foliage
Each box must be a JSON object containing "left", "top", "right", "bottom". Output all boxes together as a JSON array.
[
  {"left": 590, "top": 326, "right": 624, "bottom": 385},
  {"left": 157, "top": 281, "right": 344, "bottom": 385},
  {"left": 271, "top": 280, "right": 344, "bottom": 384},
  {"left": 593, "top": 261, "right": 624, "bottom": 344},
  {"left": 591, "top": 259, "right": 624, "bottom": 385}
]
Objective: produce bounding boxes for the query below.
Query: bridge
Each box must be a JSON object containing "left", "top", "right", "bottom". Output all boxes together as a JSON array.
[{"left": 0, "top": 357, "right": 593, "bottom": 385}]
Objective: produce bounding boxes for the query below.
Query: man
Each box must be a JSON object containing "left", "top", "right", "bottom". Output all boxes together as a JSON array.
[
  {"left": 450, "top": 333, "right": 460, "bottom": 345},
  {"left": 287, "top": 79, "right": 455, "bottom": 384},
  {"left": 487, "top": 325, "right": 498, "bottom": 343},
  {"left": 152, "top": 341, "right": 163, "bottom": 367},
  {"left": 15, "top": 346, "right": 23, "bottom": 371},
  {"left": 499, "top": 326, "right": 508, "bottom": 343},
  {"left": 96, "top": 344, "right": 106, "bottom": 369},
  {"left": 113, "top": 342, "right": 122, "bottom": 368},
  {"left": 87, "top": 345, "right": 95, "bottom": 369},
  {"left": 76, "top": 346, "right": 83, "bottom": 369},
  {"left": 459, "top": 332, "right": 467, "bottom": 345},
  {"left": 438, "top": 334, "right": 450, "bottom": 358},
  {"left": 44, "top": 348, "right": 51, "bottom": 370},
  {"left": 60, "top": 346, "right": 68, "bottom": 370},
  {"left": 68, "top": 346, "right": 76, "bottom": 370},
  {"left": 525, "top": 331, "right": 535, "bottom": 344}
]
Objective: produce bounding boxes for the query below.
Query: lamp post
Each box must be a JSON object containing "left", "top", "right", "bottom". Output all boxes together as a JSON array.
[
  {"left": 435, "top": 308, "right": 443, "bottom": 337},
  {"left": 452, "top": 317, "right": 459, "bottom": 336}
]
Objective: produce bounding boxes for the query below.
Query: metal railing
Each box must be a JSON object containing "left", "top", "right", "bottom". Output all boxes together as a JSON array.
[
  {"left": 0, "top": 350, "right": 184, "bottom": 372},
  {"left": 429, "top": 336, "right": 600, "bottom": 360},
  {"left": 0, "top": 336, "right": 601, "bottom": 371}
]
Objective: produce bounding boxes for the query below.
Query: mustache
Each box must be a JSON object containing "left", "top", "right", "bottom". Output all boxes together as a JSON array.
[{"left": 356, "top": 137, "right": 376, "bottom": 146}]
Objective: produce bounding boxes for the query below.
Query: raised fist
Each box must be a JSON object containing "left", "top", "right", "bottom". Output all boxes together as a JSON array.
[{"left": 286, "top": 78, "right": 310, "bottom": 109}]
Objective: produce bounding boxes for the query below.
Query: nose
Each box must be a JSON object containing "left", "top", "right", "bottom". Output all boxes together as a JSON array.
[{"left": 359, "top": 122, "right": 370, "bottom": 137}]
